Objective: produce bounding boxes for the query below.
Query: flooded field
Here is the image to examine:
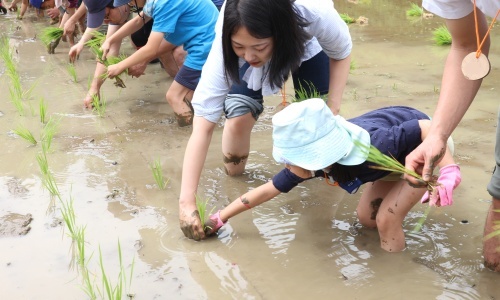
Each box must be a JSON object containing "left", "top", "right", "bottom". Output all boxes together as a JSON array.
[{"left": 0, "top": 0, "right": 499, "bottom": 299}]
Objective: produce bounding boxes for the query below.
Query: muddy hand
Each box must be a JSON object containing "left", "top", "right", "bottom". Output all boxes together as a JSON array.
[{"left": 179, "top": 205, "right": 205, "bottom": 241}]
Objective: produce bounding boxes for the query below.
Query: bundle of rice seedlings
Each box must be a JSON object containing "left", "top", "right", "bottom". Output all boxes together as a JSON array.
[
  {"left": 355, "top": 141, "right": 439, "bottom": 193},
  {"left": 406, "top": 3, "right": 424, "bottom": 17},
  {"left": 432, "top": 25, "right": 452, "bottom": 46},
  {"left": 340, "top": 13, "right": 356, "bottom": 24},
  {"left": 89, "top": 45, "right": 127, "bottom": 88},
  {"left": 40, "top": 27, "right": 63, "bottom": 46},
  {"left": 84, "top": 31, "right": 106, "bottom": 49}
]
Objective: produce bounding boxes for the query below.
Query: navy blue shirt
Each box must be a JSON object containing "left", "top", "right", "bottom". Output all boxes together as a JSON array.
[{"left": 272, "top": 106, "right": 429, "bottom": 193}]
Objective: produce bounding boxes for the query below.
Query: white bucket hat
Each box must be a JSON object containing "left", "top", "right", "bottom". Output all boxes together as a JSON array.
[{"left": 272, "top": 98, "right": 371, "bottom": 170}]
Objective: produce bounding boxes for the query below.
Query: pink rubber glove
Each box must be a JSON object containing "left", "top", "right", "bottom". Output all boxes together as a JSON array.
[
  {"left": 421, "top": 164, "right": 461, "bottom": 207},
  {"left": 205, "top": 210, "right": 226, "bottom": 236}
]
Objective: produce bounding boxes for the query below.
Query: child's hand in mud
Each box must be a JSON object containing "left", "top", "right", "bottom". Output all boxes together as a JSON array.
[
  {"left": 204, "top": 211, "right": 226, "bottom": 236},
  {"left": 68, "top": 43, "right": 83, "bottom": 63},
  {"left": 179, "top": 203, "right": 205, "bottom": 241}
]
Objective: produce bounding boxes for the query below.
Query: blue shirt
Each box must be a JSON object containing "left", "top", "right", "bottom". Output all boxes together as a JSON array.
[
  {"left": 272, "top": 106, "right": 429, "bottom": 193},
  {"left": 143, "top": 0, "right": 219, "bottom": 70}
]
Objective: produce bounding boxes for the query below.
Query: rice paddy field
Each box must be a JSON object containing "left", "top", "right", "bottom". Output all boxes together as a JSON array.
[{"left": 1, "top": 0, "right": 500, "bottom": 299}]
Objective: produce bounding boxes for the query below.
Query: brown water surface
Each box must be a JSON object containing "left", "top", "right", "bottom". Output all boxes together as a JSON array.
[{"left": 1, "top": 0, "right": 499, "bottom": 299}]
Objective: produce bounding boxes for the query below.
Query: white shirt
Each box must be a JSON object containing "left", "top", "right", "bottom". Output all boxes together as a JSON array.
[
  {"left": 192, "top": 0, "right": 352, "bottom": 123},
  {"left": 423, "top": 0, "right": 500, "bottom": 19}
]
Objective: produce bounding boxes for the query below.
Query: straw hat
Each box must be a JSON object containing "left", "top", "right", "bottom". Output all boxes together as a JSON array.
[{"left": 272, "top": 98, "right": 370, "bottom": 170}]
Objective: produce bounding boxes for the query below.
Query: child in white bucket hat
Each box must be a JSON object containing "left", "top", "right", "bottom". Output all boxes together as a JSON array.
[{"left": 206, "top": 98, "right": 461, "bottom": 252}]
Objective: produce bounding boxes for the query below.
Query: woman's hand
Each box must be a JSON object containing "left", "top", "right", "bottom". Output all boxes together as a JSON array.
[
  {"left": 179, "top": 202, "right": 205, "bottom": 241},
  {"left": 100, "top": 39, "right": 112, "bottom": 61}
]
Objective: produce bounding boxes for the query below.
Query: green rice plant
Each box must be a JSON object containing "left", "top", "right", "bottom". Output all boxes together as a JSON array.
[
  {"left": 293, "top": 81, "right": 327, "bottom": 103},
  {"left": 340, "top": 13, "right": 355, "bottom": 24},
  {"left": 89, "top": 44, "right": 127, "bottom": 88},
  {"left": 484, "top": 209, "right": 500, "bottom": 243},
  {"left": 92, "top": 93, "right": 107, "bottom": 117},
  {"left": 84, "top": 31, "right": 106, "bottom": 49},
  {"left": 355, "top": 141, "right": 440, "bottom": 194},
  {"left": 97, "top": 241, "right": 135, "bottom": 300},
  {"left": 432, "top": 25, "right": 452, "bottom": 46},
  {"left": 350, "top": 59, "right": 357, "bottom": 72},
  {"left": 195, "top": 194, "right": 215, "bottom": 231},
  {"left": 40, "top": 27, "right": 64, "bottom": 46},
  {"left": 412, "top": 205, "right": 431, "bottom": 233},
  {"left": 149, "top": 158, "right": 169, "bottom": 190},
  {"left": 81, "top": 264, "right": 97, "bottom": 300},
  {"left": 67, "top": 63, "right": 78, "bottom": 82},
  {"left": 36, "top": 151, "right": 60, "bottom": 197},
  {"left": 41, "top": 117, "right": 60, "bottom": 151},
  {"left": 39, "top": 98, "right": 47, "bottom": 124},
  {"left": 406, "top": 3, "right": 423, "bottom": 17},
  {"left": 12, "top": 125, "right": 37, "bottom": 145}
]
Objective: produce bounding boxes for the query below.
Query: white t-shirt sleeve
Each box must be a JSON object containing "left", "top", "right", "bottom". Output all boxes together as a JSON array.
[{"left": 296, "top": 0, "right": 352, "bottom": 60}]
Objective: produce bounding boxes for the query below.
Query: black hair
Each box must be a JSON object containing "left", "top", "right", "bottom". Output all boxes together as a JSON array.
[
  {"left": 329, "top": 163, "right": 364, "bottom": 184},
  {"left": 222, "top": 0, "right": 310, "bottom": 90}
]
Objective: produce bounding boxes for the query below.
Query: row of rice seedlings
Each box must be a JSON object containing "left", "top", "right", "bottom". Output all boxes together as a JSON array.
[
  {"left": 433, "top": 25, "right": 452, "bottom": 46},
  {"left": 150, "top": 158, "right": 169, "bottom": 190},
  {"left": 97, "top": 241, "right": 135, "bottom": 300},
  {"left": 0, "top": 35, "right": 25, "bottom": 115},
  {"left": 406, "top": 3, "right": 424, "bottom": 17},
  {"left": 67, "top": 63, "right": 78, "bottom": 83},
  {"left": 92, "top": 93, "right": 107, "bottom": 117},
  {"left": 12, "top": 125, "right": 37, "bottom": 145},
  {"left": 340, "top": 13, "right": 355, "bottom": 24},
  {"left": 195, "top": 194, "right": 215, "bottom": 231}
]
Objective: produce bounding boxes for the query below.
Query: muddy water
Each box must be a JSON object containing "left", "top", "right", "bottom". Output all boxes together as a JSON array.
[{"left": 0, "top": 0, "right": 499, "bottom": 299}]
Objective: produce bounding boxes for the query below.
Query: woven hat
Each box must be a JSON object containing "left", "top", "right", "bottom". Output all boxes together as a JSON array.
[{"left": 272, "top": 98, "right": 370, "bottom": 170}]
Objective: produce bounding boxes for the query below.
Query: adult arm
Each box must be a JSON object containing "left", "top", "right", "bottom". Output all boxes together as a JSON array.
[
  {"left": 404, "top": 11, "right": 489, "bottom": 184},
  {"left": 179, "top": 116, "right": 217, "bottom": 241},
  {"left": 328, "top": 55, "right": 351, "bottom": 115}
]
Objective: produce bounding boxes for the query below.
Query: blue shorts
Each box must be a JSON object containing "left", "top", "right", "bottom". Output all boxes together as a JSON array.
[
  {"left": 225, "top": 51, "right": 330, "bottom": 120},
  {"left": 174, "top": 66, "right": 202, "bottom": 91}
]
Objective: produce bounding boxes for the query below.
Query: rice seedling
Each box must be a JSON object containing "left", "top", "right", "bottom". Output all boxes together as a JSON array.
[
  {"left": 340, "top": 13, "right": 355, "bottom": 24},
  {"left": 406, "top": 3, "right": 423, "bottom": 17},
  {"left": 97, "top": 241, "right": 135, "bottom": 300},
  {"left": 149, "top": 158, "right": 169, "bottom": 189},
  {"left": 81, "top": 265, "right": 97, "bottom": 300},
  {"left": 412, "top": 205, "right": 431, "bottom": 233},
  {"left": 355, "top": 141, "right": 439, "bottom": 194},
  {"left": 92, "top": 93, "right": 107, "bottom": 117},
  {"left": 293, "top": 81, "right": 327, "bottom": 103},
  {"left": 36, "top": 151, "right": 60, "bottom": 197},
  {"left": 41, "top": 116, "right": 60, "bottom": 151},
  {"left": 432, "top": 25, "right": 452, "bottom": 46},
  {"left": 84, "top": 31, "right": 106, "bottom": 49},
  {"left": 39, "top": 98, "right": 47, "bottom": 124},
  {"left": 350, "top": 59, "right": 357, "bottom": 72},
  {"left": 39, "top": 27, "right": 63, "bottom": 46},
  {"left": 195, "top": 194, "right": 215, "bottom": 231},
  {"left": 484, "top": 209, "right": 500, "bottom": 242},
  {"left": 12, "top": 125, "right": 37, "bottom": 145},
  {"left": 67, "top": 63, "right": 78, "bottom": 82}
]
